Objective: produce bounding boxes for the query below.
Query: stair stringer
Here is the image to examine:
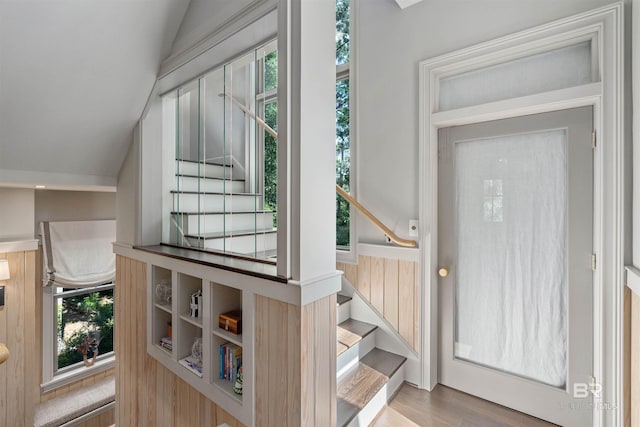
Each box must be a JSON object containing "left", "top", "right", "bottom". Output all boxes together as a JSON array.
[{"left": 340, "top": 275, "right": 421, "bottom": 386}]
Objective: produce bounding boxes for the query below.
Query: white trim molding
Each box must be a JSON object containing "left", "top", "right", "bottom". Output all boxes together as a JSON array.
[
  {"left": 356, "top": 243, "right": 420, "bottom": 262},
  {"left": 0, "top": 239, "right": 38, "bottom": 253},
  {"left": 626, "top": 266, "right": 640, "bottom": 297},
  {"left": 419, "top": 4, "right": 626, "bottom": 427}
]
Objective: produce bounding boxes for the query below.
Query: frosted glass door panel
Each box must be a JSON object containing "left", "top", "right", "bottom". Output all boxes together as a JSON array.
[
  {"left": 439, "top": 42, "right": 593, "bottom": 111},
  {"left": 454, "top": 130, "right": 567, "bottom": 388}
]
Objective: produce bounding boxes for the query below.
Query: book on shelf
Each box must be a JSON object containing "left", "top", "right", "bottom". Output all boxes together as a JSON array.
[
  {"left": 159, "top": 337, "right": 172, "bottom": 351},
  {"left": 219, "top": 342, "right": 242, "bottom": 383},
  {"left": 179, "top": 356, "right": 203, "bottom": 377}
]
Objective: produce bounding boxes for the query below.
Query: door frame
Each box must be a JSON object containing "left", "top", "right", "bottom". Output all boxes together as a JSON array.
[{"left": 418, "top": 4, "right": 626, "bottom": 427}]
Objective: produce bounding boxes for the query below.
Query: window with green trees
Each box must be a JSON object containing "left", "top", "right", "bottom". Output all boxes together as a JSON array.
[
  {"left": 336, "top": 0, "right": 351, "bottom": 249},
  {"left": 262, "top": 49, "right": 278, "bottom": 225},
  {"left": 54, "top": 284, "right": 114, "bottom": 373}
]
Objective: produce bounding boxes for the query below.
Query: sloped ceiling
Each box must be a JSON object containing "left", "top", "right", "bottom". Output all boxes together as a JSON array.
[{"left": 0, "top": 0, "right": 190, "bottom": 190}]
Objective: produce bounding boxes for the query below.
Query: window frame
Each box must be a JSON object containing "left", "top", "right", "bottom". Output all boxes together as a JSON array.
[
  {"left": 41, "top": 282, "right": 115, "bottom": 392},
  {"left": 255, "top": 40, "right": 278, "bottom": 215},
  {"left": 336, "top": 0, "right": 357, "bottom": 264}
]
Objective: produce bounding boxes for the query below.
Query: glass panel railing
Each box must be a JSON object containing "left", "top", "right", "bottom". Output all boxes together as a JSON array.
[{"left": 165, "top": 41, "right": 278, "bottom": 263}]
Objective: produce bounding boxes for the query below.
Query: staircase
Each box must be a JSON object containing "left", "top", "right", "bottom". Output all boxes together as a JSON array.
[
  {"left": 336, "top": 294, "right": 406, "bottom": 426},
  {"left": 170, "top": 159, "right": 278, "bottom": 259},
  {"left": 171, "top": 161, "right": 407, "bottom": 425}
]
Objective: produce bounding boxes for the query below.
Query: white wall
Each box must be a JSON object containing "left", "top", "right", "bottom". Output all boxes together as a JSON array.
[
  {"left": 356, "top": 0, "right": 630, "bottom": 244},
  {"left": 34, "top": 190, "right": 116, "bottom": 236},
  {"left": 169, "top": 0, "right": 257, "bottom": 57},
  {"left": 116, "top": 134, "right": 140, "bottom": 245},
  {"left": 0, "top": 188, "right": 34, "bottom": 241}
]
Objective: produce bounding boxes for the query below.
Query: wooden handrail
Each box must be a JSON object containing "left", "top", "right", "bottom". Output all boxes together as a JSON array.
[
  {"left": 336, "top": 185, "right": 417, "bottom": 248},
  {"left": 221, "top": 91, "right": 417, "bottom": 248},
  {"left": 219, "top": 93, "right": 278, "bottom": 138}
]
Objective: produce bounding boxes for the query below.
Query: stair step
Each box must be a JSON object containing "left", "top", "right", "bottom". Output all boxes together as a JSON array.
[
  {"left": 175, "top": 175, "right": 245, "bottom": 193},
  {"left": 177, "top": 158, "right": 233, "bottom": 168},
  {"left": 337, "top": 343, "right": 349, "bottom": 357},
  {"left": 337, "top": 319, "right": 377, "bottom": 351},
  {"left": 185, "top": 228, "right": 277, "bottom": 240},
  {"left": 172, "top": 211, "right": 275, "bottom": 235},
  {"left": 337, "top": 294, "right": 352, "bottom": 324},
  {"left": 176, "top": 160, "right": 237, "bottom": 180},
  {"left": 184, "top": 229, "right": 277, "bottom": 254},
  {"left": 337, "top": 348, "right": 407, "bottom": 427},
  {"left": 172, "top": 191, "right": 261, "bottom": 212},
  {"left": 337, "top": 294, "right": 352, "bottom": 306}
]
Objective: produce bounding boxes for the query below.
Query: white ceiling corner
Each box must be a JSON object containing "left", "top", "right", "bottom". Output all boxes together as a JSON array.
[
  {"left": 394, "top": 0, "right": 424, "bottom": 9},
  {"left": 0, "top": 0, "right": 190, "bottom": 190}
]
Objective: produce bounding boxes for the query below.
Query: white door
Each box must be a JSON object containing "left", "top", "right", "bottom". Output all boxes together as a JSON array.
[{"left": 438, "top": 107, "right": 594, "bottom": 426}]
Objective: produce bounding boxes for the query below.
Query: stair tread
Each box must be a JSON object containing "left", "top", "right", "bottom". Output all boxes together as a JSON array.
[
  {"left": 337, "top": 294, "right": 352, "bottom": 306},
  {"left": 176, "top": 158, "right": 233, "bottom": 167},
  {"left": 176, "top": 174, "right": 245, "bottom": 181},
  {"left": 185, "top": 228, "right": 277, "bottom": 239},
  {"left": 337, "top": 348, "right": 407, "bottom": 427},
  {"left": 248, "top": 249, "right": 278, "bottom": 259},
  {"left": 171, "top": 210, "right": 275, "bottom": 215},
  {"left": 337, "top": 343, "right": 349, "bottom": 357},
  {"left": 337, "top": 319, "right": 377, "bottom": 349},
  {"left": 359, "top": 348, "right": 406, "bottom": 379},
  {"left": 171, "top": 190, "right": 261, "bottom": 196}
]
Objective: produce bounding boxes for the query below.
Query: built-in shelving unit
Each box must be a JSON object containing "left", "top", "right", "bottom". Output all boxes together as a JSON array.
[{"left": 147, "top": 263, "right": 252, "bottom": 425}]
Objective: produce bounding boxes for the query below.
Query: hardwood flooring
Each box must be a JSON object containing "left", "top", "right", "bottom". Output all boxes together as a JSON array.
[{"left": 371, "top": 384, "right": 557, "bottom": 427}]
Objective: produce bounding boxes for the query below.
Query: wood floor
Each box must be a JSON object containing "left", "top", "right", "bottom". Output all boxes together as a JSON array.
[{"left": 371, "top": 383, "right": 557, "bottom": 427}]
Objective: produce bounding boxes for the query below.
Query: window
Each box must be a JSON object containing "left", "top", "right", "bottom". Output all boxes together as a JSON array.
[
  {"left": 165, "top": 41, "right": 279, "bottom": 261},
  {"left": 257, "top": 42, "right": 278, "bottom": 229},
  {"left": 42, "top": 282, "right": 115, "bottom": 390},
  {"left": 336, "top": 0, "right": 352, "bottom": 251},
  {"left": 483, "top": 179, "right": 504, "bottom": 223}
]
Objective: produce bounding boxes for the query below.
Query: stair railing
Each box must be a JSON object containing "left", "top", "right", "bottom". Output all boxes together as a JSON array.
[
  {"left": 334, "top": 186, "right": 417, "bottom": 247},
  {"left": 220, "top": 92, "right": 418, "bottom": 248}
]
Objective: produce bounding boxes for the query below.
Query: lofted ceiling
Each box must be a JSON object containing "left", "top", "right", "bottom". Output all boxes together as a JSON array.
[{"left": 0, "top": 0, "right": 190, "bottom": 190}]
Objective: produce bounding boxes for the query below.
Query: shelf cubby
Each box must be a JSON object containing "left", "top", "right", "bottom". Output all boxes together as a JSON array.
[
  {"left": 178, "top": 272, "right": 203, "bottom": 321},
  {"left": 211, "top": 282, "right": 243, "bottom": 344},
  {"left": 152, "top": 308, "right": 173, "bottom": 356},
  {"left": 211, "top": 334, "right": 243, "bottom": 404},
  {"left": 151, "top": 265, "right": 174, "bottom": 359},
  {"left": 146, "top": 262, "right": 250, "bottom": 425}
]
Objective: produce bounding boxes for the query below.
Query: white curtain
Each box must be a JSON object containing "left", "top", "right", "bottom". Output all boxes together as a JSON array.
[
  {"left": 454, "top": 130, "right": 567, "bottom": 388},
  {"left": 41, "top": 220, "right": 116, "bottom": 288}
]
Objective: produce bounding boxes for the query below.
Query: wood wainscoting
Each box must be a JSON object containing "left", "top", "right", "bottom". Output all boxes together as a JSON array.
[
  {"left": 1, "top": 247, "right": 114, "bottom": 427},
  {"left": 255, "top": 294, "right": 336, "bottom": 427},
  {"left": 0, "top": 249, "right": 36, "bottom": 427},
  {"left": 115, "top": 255, "right": 244, "bottom": 426},
  {"left": 338, "top": 255, "right": 419, "bottom": 352}
]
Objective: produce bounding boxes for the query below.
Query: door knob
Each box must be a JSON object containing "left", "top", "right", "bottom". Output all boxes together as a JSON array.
[{"left": 438, "top": 268, "right": 449, "bottom": 278}]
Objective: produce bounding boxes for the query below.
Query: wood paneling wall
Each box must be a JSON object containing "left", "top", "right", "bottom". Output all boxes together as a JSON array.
[
  {"left": 0, "top": 248, "right": 114, "bottom": 427},
  {"left": 255, "top": 294, "right": 336, "bottom": 427},
  {"left": 0, "top": 250, "right": 35, "bottom": 427},
  {"left": 115, "top": 255, "right": 244, "bottom": 427},
  {"left": 338, "top": 255, "right": 419, "bottom": 351}
]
